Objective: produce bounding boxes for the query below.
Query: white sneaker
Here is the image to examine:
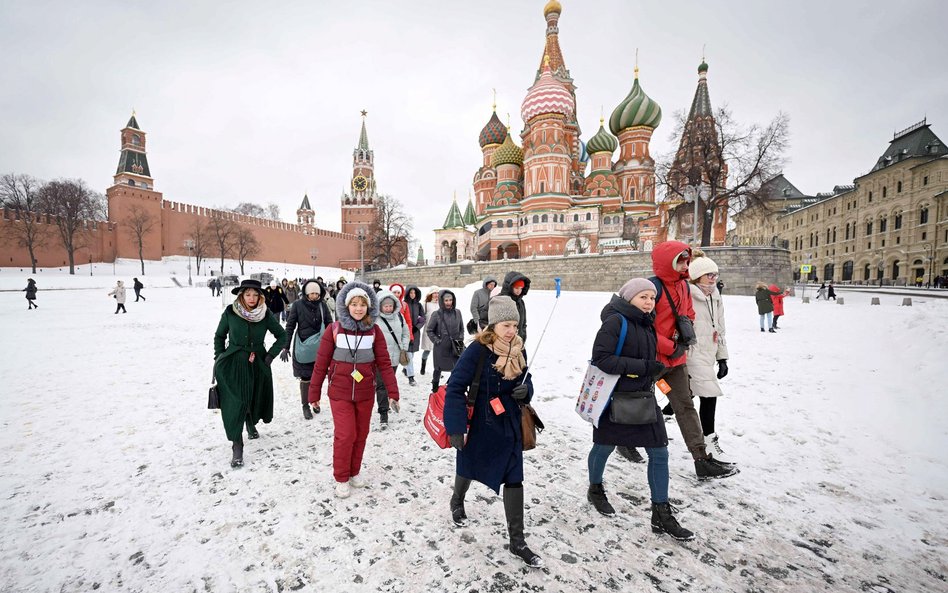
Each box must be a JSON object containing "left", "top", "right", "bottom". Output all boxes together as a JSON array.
[
  {"left": 705, "top": 433, "right": 733, "bottom": 463},
  {"left": 334, "top": 481, "right": 351, "bottom": 498},
  {"left": 349, "top": 473, "right": 366, "bottom": 488}
]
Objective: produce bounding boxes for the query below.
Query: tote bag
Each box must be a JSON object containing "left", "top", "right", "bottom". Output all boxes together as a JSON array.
[
  {"left": 293, "top": 331, "right": 322, "bottom": 364},
  {"left": 575, "top": 315, "right": 628, "bottom": 428}
]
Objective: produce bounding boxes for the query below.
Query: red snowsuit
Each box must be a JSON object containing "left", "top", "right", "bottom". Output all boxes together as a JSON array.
[
  {"left": 651, "top": 241, "right": 696, "bottom": 368},
  {"left": 769, "top": 284, "right": 786, "bottom": 316}
]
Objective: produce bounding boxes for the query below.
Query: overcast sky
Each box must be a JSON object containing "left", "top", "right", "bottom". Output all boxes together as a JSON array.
[{"left": 2, "top": 0, "right": 946, "bottom": 253}]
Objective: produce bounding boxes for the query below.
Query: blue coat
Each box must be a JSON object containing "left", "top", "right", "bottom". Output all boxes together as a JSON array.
[{"left": 443, "top": 341, "right": 534, "bottom": 494}]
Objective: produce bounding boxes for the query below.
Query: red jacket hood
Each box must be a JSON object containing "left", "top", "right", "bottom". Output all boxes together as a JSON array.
[
  {"left": 388, "top": 283, "right": 406, "bottom": 303},
  {"left": 652, "top": 241, "right": 693, "bottom": 284}
]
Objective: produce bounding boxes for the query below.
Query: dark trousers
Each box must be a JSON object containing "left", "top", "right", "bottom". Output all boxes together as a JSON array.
[
  {"left": 115, "top": 303, "right": 127, "bottom": 313},
  {"left": 134, "top": 288, "right": 145, "bottom": 301},
  {"left": 699, "top": 396, "right": 717, "bottom": 436},
  {"left": 375, "top": 366, "right": 396, "bottom": 413},
  {"left": 773, "top": 314, "right": 781, "bottom": 327},
  {"left": 431, "top": 368, "right": 444, "bottom": 393},
  {"left": 664, "top": 364, "right": 707, "bottom": 460}
]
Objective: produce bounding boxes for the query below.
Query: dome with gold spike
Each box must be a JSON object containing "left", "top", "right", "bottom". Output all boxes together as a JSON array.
[
  {"left": 587, "top": 119, "right": 618, "bottom": 154},
  {"left": 521, "top": 57, "right": 575, "bottom": 123},
  {"left": 543, "top": 0, "right": 561, "bottom": 16},
  {"left": 491, "top": 132, "right": 524, "bottom": 167},
  {"left": 478, "top": 110, "right": 507, "bottom": 148},
  {"left": 609, "top": 70, "right": 662, "bottom": 134}
]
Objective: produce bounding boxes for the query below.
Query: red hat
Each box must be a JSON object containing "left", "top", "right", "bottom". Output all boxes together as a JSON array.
[{"left": 512, "top": 279, "right": 525, "bottom": 290}]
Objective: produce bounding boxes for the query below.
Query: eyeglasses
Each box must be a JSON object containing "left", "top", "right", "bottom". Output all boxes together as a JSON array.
[{"left": 705, "top": 273, "right": 719, "bottom": 279}]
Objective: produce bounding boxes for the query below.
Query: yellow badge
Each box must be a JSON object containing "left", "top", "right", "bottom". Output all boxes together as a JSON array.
[{"left": 351, "top": 369, "right": 364, "bottom": 383}]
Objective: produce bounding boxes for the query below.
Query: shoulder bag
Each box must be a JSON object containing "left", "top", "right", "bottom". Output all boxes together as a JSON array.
[
  {"left": 380, "top": 316, "right": 410, "bottom": 366},
  {"left": 521, "top": 403, "right": 545, "bottom": 451},
  {"left": 575, "top": 315, "right": 628, "bottom": 427}
]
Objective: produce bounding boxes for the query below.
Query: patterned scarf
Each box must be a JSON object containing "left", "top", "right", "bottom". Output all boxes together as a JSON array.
[
  {"left": 232, "top": 297, "right": 268, "bottom": 323},
  {"left": 488, "top": 335, "right": 526, "bottom": 381}
]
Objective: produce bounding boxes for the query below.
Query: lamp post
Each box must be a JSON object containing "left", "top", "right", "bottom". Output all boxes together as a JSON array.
[
  {"left": 356, "top": 227, "right": 366, "bottom": 281},
  {"left": 184, "top": 239, "right": 194, "bottom": 286},
  {"left": 876, "top": 254, "right": 885, "bottom": 287},
  {"left": 89, "top": 253, "right": 93, "bottom": 276},
  {"left": 923, "top": 243, "right": 934, "bottom": 288},
  {"left": 309, "top": 247, "right": 319, "bottom": 280}
]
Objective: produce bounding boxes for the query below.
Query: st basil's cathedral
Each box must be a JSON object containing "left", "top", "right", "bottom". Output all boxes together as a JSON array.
[{"left": 434, "top": 0, "right": 728, "bottom": 263}]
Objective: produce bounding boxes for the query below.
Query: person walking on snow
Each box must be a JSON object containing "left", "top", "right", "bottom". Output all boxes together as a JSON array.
[
  {"left": 584, "top": 279, "right": 695, "bottom": 541},
  {"left": 308, "top": 282, "right": 400, "bottom": 499},
  {"left": 815, "top": 282, "right": 828, "bottom": 300},
  {"left": 374, "top": 289, "right": 410, "bottom": 428},
  {"left": 264, "top": 280, "right": 290, "bottom": 322},
  {"left": 108, "top": 280, "right": 128, "bottom": 314},
  {"left": 499, "top": 271, "right": 530, "bottom": 343},
  {"left": 647, "top": 241, "right": 736, "bottom": 480},
  {"left": 756, "top": 282, "right": 785, "bottom": 333},
  {"left": 23, "top": 278, "right": 38, "bottom": 309},
  {"left": 425, "top": 289, "right": 465, "bottom": 394},
  {"left": 687, "top": 252, "right": 734, "bottom": 464},
  {"left": 388, "top": 283, "right": 414, "bottom": 350},
  {"left": 470, "top": 276, "right": 497, "bottom": 331},
  {"left": 769, "top": 284, "right": 787, "bottom": 329},
  {"left": 280, "top": 280, "right": 332, "bottom": 419},
  {"left": 444, "top": 296, "right": 542, "bottom": 568},
  {"left": 403, "top": 285, "right": 425, "bottom": 386},
  {"left": 132, "top": 278, "right": 146, "bottom": 302},
  {"left": 213, "top": 279, "right": 288, "bottom": 468},
  {"left": 827, "top": 281, "right": 837, "bottom": 301},
  {"left": 419, "top": 287, "right": 441, "bottom": 376}
]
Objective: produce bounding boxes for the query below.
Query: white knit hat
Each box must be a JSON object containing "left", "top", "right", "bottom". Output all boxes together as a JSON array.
[
  {"left": 344, "top": 287, "right": 370, "bottom": 306},
  {"left": 688, "top": 255, "right": 719, "bottom": 281}
]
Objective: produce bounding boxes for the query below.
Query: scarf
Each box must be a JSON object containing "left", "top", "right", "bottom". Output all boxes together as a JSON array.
[
  {"left": 232, "top": 298, "right": 268, "bottom": 323},
  {"left": 488, "top": 335, "right": 526, "bottom": 381}
]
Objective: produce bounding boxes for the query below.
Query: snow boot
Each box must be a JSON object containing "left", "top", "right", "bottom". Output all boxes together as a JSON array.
[
  {"left": 587, "top": 483, "right": 616, "bottom": 517},
  {"left": 503, "top": 485, "right": 543, "bottom": 568},
  {"left": 450, "top": 475, "right": 471, "bottom": 527},
  {"left": 300, "top": 381, "right": 313, "bottom": 420},
  {"left": 760, "top": 328, "right": 765, "bottom": 332},
  {"left": 695, "top": 457, "right": 738, "bottom": 481},
  {"left": 705, "top": 433, "right": 732, "bottom": 463},
  {"left": 768, "top": 328, "right": 777, "bottom": 333},
  {"left": 617, "top": 446, "right": 646, "bottom": 463},
  {"left": 379, "top": 410, "right": 389, "bottom": 428},
  {"left": 231, "top": 438, "right": 244, "bottom": 468},
  {"left": 662, "top": 403, "right": 675, "bottom": 417},
  {"left": 408, "top": 377, "right": 417, "bottom": 387},
  {"left": 246, "top": 415, "right": 259, "bottom": 440},
  {"left": 420, "top": 358, "right": 427, "bottom": 376},
  {"left": 651, "top": 502, "right": 694, "bottom": 541}
]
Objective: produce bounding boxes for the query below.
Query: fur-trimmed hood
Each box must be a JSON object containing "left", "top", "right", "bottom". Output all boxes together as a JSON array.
[
  {"left": 376, "top": 289, "right": 402, "bottom": 322},
  {"left": 335, "top": 281, "right": 379, "bottom": 331}
]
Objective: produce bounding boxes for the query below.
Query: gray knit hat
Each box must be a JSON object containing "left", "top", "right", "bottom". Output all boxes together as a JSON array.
[
  {"left": 488, "top": 295, "right": 520, "bottom": 326},
  {"left": 618, "top": 278, "right": 657, "bottom": 302}
]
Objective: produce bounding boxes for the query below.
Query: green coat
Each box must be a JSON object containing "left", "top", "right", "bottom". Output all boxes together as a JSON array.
[{"left": 214, "top": 307, "right": 287, "bottom": 441}]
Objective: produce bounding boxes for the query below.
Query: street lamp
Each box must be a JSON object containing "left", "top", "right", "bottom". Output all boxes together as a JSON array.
[
  {"left": 309, "top": 247, "right": 319, "bottom": 280},
  {"left": 89, "top": 253, "right": 93, "bottom": 276},
  {"left": 183, "top": 239, "right": 195, "bottom": 286},
  {"left": 356, "top": 228, "right": 366, "bottom": 280},
  {"left": 923, "top": 243, "right": 934, "bottom": 287}
]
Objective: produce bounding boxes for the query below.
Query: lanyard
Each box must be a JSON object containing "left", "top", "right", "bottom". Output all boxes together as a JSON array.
[{"left": 344, "top": 329, "right": 364, "bottom": 360}]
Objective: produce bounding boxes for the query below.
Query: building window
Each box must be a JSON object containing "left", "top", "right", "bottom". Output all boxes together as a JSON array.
[
  {"left": 896, "top": 236, "right": 900, "bottom": 244},
  {"left": 573, "top": 214, "right": 579, "bottom": 222},
  {"left": 882, "top": 239, "right": 886, "bottom": 247},
  {"left": 882, "top": 186, "right": 887, "bottom": 198},
  {"left": 923, "top": 176, "right": 929, "bottom": 186},
  {"left": 832, "top": 227, "right": 837, "bottom": 242},
  {"left": 507, "top": 219, "right": 513, "bottom": 227},
  {"left": 922, "top": 231, "right": 927, "bottom": 240},
  {"left": 920, "top": 207, "right": 929, "bottom": 224},
  {"left": 540, "top": 182, "right": 545, "bottom": 193},
  {"left": 866, "top": 222, "right": 872, "bottom": 236},
  {"left": 895, "top": 214, "right": 902, "bottom": 229},
  {"left": 868, "top": 191, "right": 873, "bottom": 202},
  {"left": 880, "top": 217, "right": 887, "bottom": 232},
  {"left": 586, "top": 213, "right": 592, "bottom": 221},
  {"left": 541, "top": 214, "right": 548, "bottom": 223},
  {"left": 845, "top": 223, "right": 850, "bottom": 240},
  {"left": 897, "top": 181, "right": 902, "bottom": 193}
]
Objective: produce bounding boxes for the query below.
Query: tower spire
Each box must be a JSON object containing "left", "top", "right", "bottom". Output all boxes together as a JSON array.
[{"left": 358, "top": 110, "right": 370, "bottom": 150}]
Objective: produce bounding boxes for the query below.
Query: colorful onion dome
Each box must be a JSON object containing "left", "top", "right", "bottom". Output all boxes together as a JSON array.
[
  {"left": 698, "top": 60, "right": 709, "bottom": 74},
  {"left": 587, "top": 118, "right": 618, "bottom": 154},
  {"left": 579, "top": 139, "right": 589, "bottom": 163},
  {"left": 544, "top": 0, "right": 561, "bottom": 16},
  {"left": 478, "top": 110, "right": 507, "bottom": 148},
  {"left": 491, "top": 132, "right": 524, "bottom": 167},
  {"left": 609, "top": 70, "right": 662, "bottom": 134},
  {"left": 521, "top": 56, "right": 575, "bottom": 123}
]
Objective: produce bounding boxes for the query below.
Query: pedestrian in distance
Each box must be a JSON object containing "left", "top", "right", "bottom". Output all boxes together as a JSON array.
[
  {"left": 108, "top": 280, "right": 128, "bottom": 314},
  {"left": 769, "top": 284, "right": 786, "bottom": 329},
  {"left": 419, "top": 287, "right": 441, "bottom": 376},
  {"left": 815, "top": 282, "right": 828, "bottom": 300},
  {"left": 213, "top": 279, "right": 288, "bottom": 468},
  {"left": 264, "top": 280, "right": 290, "bottom": 322},
  {"left": 23, "top": 278, "right": 38, "bottom": 309},
  {"left": 425, "top": 289, "right": 465, "bottom": 394},
  {"left": 403, "top": 285, "right": 425, "bottom": 386},
  {"left": 584, "top": 278, "right": 694, "bottom": 541},
  {"left": 374, "top": 289, "right": 410, "bottom": 428},
  {"left": 499, "top": 271, "right": 530, "bottom": 343},
  {"left": 470, "top": 276, "right": 498, "bottom": 331},
  {"left": 444, "top": 295, "right": 542, "bottom": 568},
  {"left": 827, "top": 281, "right": 837, "bottom": 301},
  {"left": 308, "top": 282, "right": 400, "bottom": 498},
  {"left": 133, "top": 278, "right": 146, "bottom": 302},
  {"left": 372, "top": 279, "right": 382, "bottom": 293},
  {"left": 388, "top": 283, "right": 414, "bottom": 353},
  {"left": 280, "top": 280, "right": 332, "bottom": 419},
  {"left": 285, "top": 279, "right": 299, "bottom": 305},
  {"left": 208, "top": 278, "right": 218, "bottom": 297},
  {"left": 756, "top": 282, "right": 786, "bottom": 333}
]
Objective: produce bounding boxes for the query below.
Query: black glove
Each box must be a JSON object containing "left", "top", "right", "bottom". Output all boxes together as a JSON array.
[
  {"left": 264, "top": 354, "right": 274, "bottom": 367},
  {"left": 645, "top": 360, "right": 667, "bottom": 379},
  {"left": 670, "top": 342, "right": 687, "bottom": 359},
  {"left": 279, "top": 349, "right": 290, "bottom": 362},
  {"left": 511, "top": 384, "right": 529, "bottom": 401},
  {"left": 716, "top": 360, "right": 729, "bottom": 379},
  {"left": 449, "top": 434, "right": 465, "bottom": 451}
]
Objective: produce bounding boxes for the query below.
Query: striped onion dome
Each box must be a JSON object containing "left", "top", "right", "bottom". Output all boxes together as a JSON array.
[
  {"left": 491, "top": 132, "right": 524, "bottom": 167},
  {"left": 478, "top": 111, "right": 507, "bottom": 148},
  {"left": 586, "top": 119, "right": 618, "bottom": 154},
  {"left": 579, "top": 139, "right": 589, "bottom": 163},
  {"left": 521, "top": 57, "right": 575, "bottom": 123},
  {"left": 609, "top": 72, "right": 662, "bottom": 134}
]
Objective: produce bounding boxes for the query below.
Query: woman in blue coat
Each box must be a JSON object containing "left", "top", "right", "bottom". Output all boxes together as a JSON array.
[{"left": 443, "top": 296, "right": 541, "bottom": 568}]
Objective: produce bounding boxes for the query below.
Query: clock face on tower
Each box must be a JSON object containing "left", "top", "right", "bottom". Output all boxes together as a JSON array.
[{"left": 352, "top": 175, "right": 368, "bottom": 191}]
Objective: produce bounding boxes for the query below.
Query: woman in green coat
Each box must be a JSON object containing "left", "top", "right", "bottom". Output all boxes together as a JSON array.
[{"left": 214, "top": 279, "right": 287, "bottom": 467}]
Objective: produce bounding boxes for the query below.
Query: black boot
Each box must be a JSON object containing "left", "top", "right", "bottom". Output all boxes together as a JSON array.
[
  {"left": 695, "top": 457, "right": 738, "bottom": 481},
  {"left": 300, "top": 381, "right": 313, "bottom": 420},
  {"left": 616, "top": 446, "right": 645, "bottom": 463},
  {"left": 651, "top": 502, "right": 694, "bottom": 541},
  {"left": 450, "top": 475, "right": 471, "bottom": 527},
  {"left": 503, "top": 485, "right": 543, "bottom": 568},
  {"left": 379, "top": 410, "right": 389, "bottom": 428},
  {"left": 231, "top": 438, "right": 244, "bottom": 468},
  {"left": 662, "top": 403, "right": 675, "bottom": 417},
  {"left": 587, "top": 483, "right": 616, "bottom": 516},
  {"left": 420, "top": 358, "right": 427, "bottom": 376},
  {"left": 246, "top": 414, "right": 259, "bottom": 439}
]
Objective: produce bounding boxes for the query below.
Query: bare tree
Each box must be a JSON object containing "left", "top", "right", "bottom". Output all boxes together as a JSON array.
[
  {"left": 657, "top": 105, "right": 790, "bottom": 246},
  {"left": 123, "top": 204, "right": 156, "bottom": 275},
  {"left": 234, "top": 227, "right": 261, "bottom": 275},
  {"left": 565, "top": 222, "right": 590, "bottom": 254},
  {"left": 0, "top": 173, "right": 50, "bottom": 273},
  {"left": 266, "top": 202, "right": 280, "bottom": 221},
  {"left": 231, "top": 201, "right": 281, "bottom": 221},
  {"left": 40, "top": 179, "right": 105, "bottom": 274},
  {"left": 208, "top": 212, "right": 238, "bottom": 274},
  {"left": 368, "top": 194, "right": 413, "bottom": 267},
  {"left": 188, "top": 217, "right": 210, "bottom": 274}
]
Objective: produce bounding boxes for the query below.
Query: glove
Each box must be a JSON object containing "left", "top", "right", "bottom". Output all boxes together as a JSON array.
[
  {"left": 389, "top": 398, "right": 400, "bottom": 413},
  {"left": 511, "top": 384, "right": 529, "bottom": 401},
  {"left": 670, "top": 342, "right": 687, "bottom": 359},
  {"left": 716, "top": 360, "right": 729, "bottom": 379},
  {"left": 264, "top": 354, "right": 274, "bottom": 367},
  {"left": 279, "top": 349, "right": 290, "bottom": 362},
  {"left": 645, "top": 360, "right": 667, "bottom": 379},
  {"left": 449, "top": 434, "right": 465, "bottom": 451}
]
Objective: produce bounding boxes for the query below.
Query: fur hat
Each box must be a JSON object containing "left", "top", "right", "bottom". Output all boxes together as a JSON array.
[
  {"left": 618, "top": 278, "right": 657, "bottom": 302},
  {"left": 488, "top": 295, "right": 520, "bottom": 326},
  {"left": 688, "top": 250, "right": 719, "bottom": 281},
  {"left": 344, "top": 287, "right": 369, "bottom": 306}
]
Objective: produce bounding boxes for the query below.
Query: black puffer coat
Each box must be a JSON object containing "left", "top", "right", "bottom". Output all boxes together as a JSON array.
[
  {"left": 499, "top": 271, "right": 530, "bottom": 342},
  {"left": 590, "top": 295, "right": 668, "bottom": 448},
  {"left": 405, "top": 285, "right": 425, "bottom": 353},
  {"left": 285, "top": 281, "right": 332, "bottom": 379},
  {"left": 425, "top": 289, "right": 464, "bottom": 371}
]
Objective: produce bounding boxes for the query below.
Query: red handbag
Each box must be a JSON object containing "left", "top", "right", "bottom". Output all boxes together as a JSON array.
[{"left": 424, "top": 350, "right": 486, "bottom": 449}]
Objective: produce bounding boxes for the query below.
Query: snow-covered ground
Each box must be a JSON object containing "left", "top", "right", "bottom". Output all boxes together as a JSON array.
[{"left": 1, "top": 279, "right": 945, "bottom": 592}]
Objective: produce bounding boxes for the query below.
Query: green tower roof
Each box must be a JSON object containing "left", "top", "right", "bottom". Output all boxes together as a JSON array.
[
  {"left": 357, "top": 120, "right": 370, "bottom": 151},
  {"left": 299, "top": 194, "right": 312, "bottom": 210},
  {"left": 442, "top": 198, "right": 465, "bottom": 229},
  {"left": 463, "top": 197, "right": 477, "bottom": 225}
]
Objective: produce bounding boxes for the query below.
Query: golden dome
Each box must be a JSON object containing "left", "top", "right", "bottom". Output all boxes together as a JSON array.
[{"left": 544, "top": 0, "right": 561, "bottom": 16}]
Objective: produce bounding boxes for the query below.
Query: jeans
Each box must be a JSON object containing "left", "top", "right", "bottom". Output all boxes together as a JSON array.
[
  {"left": 759, "top": 311, "right": 773, "bottom": 330},
  {"left": 588, "top": 443, "right": 669, "bottom": 504},
  {"left": 405, "top": 352, "right": 415, "bottom": 378}
]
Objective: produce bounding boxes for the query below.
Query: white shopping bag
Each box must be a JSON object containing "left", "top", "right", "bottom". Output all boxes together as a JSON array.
[{"left": 575, "top": 363, "right": 621, "bottom": 428}]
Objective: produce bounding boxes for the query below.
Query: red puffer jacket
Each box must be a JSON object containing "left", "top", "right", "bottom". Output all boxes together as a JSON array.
[
  {"left": 651, "top": 240, "right": 696, "bottom": 368},
  {"left": 308, "top": 322, "right": 399, "bottom": 404},
  {"left": 769, "top": 284, "right": 785, "bottom": 316},
  {"left": 389, "top": 283, "right": 414, "bottom": 338}
]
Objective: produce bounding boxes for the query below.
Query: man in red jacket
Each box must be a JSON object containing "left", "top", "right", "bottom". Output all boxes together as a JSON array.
[{"left": 650, "top": 241, "right": 737, "bottom": 481}]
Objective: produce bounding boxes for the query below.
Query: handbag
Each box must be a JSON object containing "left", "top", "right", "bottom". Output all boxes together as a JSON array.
[
  {"left": 293, "top": 331, "right": 322, "bottom": 364},
  {"left": 424, "top": 350, "right": 487, "bottom": 448},
  {"left": 660, "top": 283, "right": 697, "bottom": 346},
  {"left": 575, "top": 315, "right": 628, "bottom": 427},
  {"left": 208, "top": 360, "right": 220, "bottom": 410},
  {"left": 608, "top": 391, "right": 657, "bottom": 425},
  {"left": 520, "top": 404, "right": 545, "bottom": 451},
  {"left": 380, "top": 316, "right": 410, "bottom": 367},
  {"left": 466, "top": 318, "right": 478, "bottom": 335}
]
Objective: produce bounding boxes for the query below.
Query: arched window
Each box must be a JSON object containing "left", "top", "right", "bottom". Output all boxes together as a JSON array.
[
  {"left": 842, "top": 260, "right": 854, "bottom": 281},
  {"left": 629, "top": 187, "right": 636, "bottom": 200},
  {"left": 507, "top": 219, "right": 513, "bottom": 228},
  {"left": 892, "top": 260, "right": 900, "bottom": 280},
  {"left": 496, "top": 220, "right": 505, "bottom": 228},
  {"left": 920, "top": 207, "right": 929, "bottom": 224},
  {"left": 897, "top": 180, "right": 903, "bottom": 193},
  {"left": 532, "top": 215, "right": 539, "bottom": 224},
  {"left": 127, "top": 179, "right": 135, "bottom": 186},
  {"left": 586, "top": 213, "right": 592, "bottom": 221},
  {"left": 541, "top": 214, "right": 548, "bottom": 223},
  {"left": 879, "top": 217, "right": 887, "bottom": 232},
  {"left": 573, "top": 214, "right": 579, "bottom": 222},
  {"left": 864, "top": 263, "right": 871, "bottom": 281},
  {"left": 882, "top": 186, "right": 887, "bottom": 198},
  {"left": 895, "top": 213, "right": 903, "bottom": 229}
]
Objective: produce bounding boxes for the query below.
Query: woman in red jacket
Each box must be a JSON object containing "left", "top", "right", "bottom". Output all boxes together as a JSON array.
[
  {"left": 769, "top": 284, "right": 786, "bottom": 329},
  {"left": 308, "top": 281, "right": 400, "bottom": 499}
]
